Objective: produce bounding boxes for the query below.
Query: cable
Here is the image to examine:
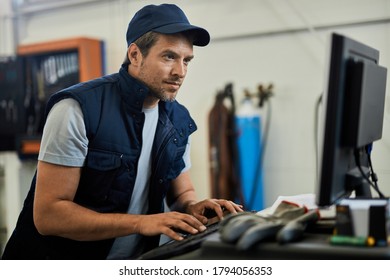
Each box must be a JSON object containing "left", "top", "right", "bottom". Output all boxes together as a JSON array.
[
  {"left": 365, "top": 145, "right": 386, "bottom": 198},
  {"left": 354, "top": 147, "right": 386, "bottom": 198},
  {"left": 314, "top": 94, "right": 323, "bottom": 182}
]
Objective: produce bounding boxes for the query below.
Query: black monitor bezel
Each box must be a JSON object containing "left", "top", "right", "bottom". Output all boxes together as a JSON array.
[{"left": 316, "top": 33, "right": 384, "bottom": 207}]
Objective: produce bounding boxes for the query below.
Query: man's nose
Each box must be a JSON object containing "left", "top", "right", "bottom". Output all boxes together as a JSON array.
[{"left": 172, "top": 61, "right": 186, "bottom": 78}]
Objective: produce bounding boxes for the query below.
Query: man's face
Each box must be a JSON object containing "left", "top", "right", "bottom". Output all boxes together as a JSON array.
[{"left": 137, "top": 34, "right": 194, "bottom": 102}]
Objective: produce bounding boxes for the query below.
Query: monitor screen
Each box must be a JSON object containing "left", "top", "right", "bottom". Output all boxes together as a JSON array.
[{"left": 316, "top": 33, "right": 387, "bottom": 207}]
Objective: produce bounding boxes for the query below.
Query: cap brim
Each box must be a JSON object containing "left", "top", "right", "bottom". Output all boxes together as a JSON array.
[{"left": 153, "top": 23, "right": 210, "bottom": 46}]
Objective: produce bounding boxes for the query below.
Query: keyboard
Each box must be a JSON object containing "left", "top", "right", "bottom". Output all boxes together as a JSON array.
[{"left": 137, "top": 222, "right": 220, "bottom": 260}]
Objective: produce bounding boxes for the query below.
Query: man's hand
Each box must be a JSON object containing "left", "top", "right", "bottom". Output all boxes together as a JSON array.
[
  {"left": 135, "top": 212, "right": 207, "bottom": 241},
  {"left": 186, "top": 199, "right": 244, "bottom": 224}
]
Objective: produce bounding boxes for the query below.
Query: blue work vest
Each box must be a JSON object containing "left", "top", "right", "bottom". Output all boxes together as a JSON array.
[{"left": 2, "top": 64, "right": 197, "bottom": 259}]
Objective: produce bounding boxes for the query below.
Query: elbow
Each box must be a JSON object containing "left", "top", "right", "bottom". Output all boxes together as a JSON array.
[{"left": 33, "top": 208, "right": 54, "bottom": 236}]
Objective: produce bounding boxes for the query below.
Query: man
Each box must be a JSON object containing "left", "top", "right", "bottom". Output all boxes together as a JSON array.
[{"left": 2, "top": 4, "right": 242, "bottom": 260}]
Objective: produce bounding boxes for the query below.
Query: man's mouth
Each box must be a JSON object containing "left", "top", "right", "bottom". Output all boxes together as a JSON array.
[{"left": 165, "top": 81, "right": 181, "bottom": 89}]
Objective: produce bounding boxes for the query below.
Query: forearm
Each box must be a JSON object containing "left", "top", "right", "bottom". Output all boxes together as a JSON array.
[
  {"left": 167, "top": 171, "right": 198, "bottom": 213},
  {"left": 34, "top": 161, "right": 142, "bottom": 241},
  {"left": 34, "top": 200, "right": 142, "bottom": 241},
  {"left": 168, "top": 188, "right": 197, "bottom": 213},
  {"left": 34, "top": 200, "right": 208, "bottom": 242}
]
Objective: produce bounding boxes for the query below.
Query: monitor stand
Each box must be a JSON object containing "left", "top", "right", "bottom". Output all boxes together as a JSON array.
[{"left": 345, "top": 166, "right": 372, "bottom": 199}]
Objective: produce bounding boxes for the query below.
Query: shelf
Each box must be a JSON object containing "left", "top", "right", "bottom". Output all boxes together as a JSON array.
[
  {"left": 13, "top": 37, "right": 105, "bottom": 157},
  {"left": 17, "top": 37, "right": 104, "bottom": 82}
]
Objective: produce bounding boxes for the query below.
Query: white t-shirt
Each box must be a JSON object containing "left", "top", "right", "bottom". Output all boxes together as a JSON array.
[{"left": 38, "top": 98, "right": 192, "bottom": 259}]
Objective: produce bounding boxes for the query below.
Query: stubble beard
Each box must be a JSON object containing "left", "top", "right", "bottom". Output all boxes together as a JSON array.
[
  {"left": 138, "top": 65, "right": 178, "bottom": 103},
  {"left": 150, "top": 88, "right": 177, "bottom": 102}
]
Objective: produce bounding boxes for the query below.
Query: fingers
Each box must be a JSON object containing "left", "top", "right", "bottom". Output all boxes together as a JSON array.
[
  {"left": 139, "top": 212, "right": 206, "bottom": 241},
  {"left": 169, "top": 213, "right": 207, "bottom": 241},
  {"left": 162, "top": 227, "right": 185, "bottom": 241},
  {"left": 213, "top": 199, "right": 243, "bottom": 221},
  {"left": 174, "top": 213, "right": 207, "bottom": 234},
  {"left": 190, "top": 199, "right": 244, "bottom": 224},
  {"left": 137, "top": 200, "right": 244, "bottom": 242},
  {"left": 164, "top": 217, "right": 206, "bottom": 241},
  {"left": 217, "top": 199, "right": 244, "bottom": 215}
]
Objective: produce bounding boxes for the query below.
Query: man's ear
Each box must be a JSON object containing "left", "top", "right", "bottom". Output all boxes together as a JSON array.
[{"left": 128, "top": 43, "right": 142, "bottom": 66}]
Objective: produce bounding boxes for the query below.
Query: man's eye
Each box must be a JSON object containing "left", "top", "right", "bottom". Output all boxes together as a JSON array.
[{"left": 164, "top": 54, "right": 175, "bottom": 60}]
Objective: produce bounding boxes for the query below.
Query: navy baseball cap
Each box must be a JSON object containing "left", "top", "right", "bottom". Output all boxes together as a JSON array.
[{"left": 126, "top": 4, "right": 210, "bottom": 47}]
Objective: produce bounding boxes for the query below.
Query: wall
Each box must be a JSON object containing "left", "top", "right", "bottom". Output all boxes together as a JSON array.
[{"left": 0, "top": 0, "right": 389, "bottom": 233}]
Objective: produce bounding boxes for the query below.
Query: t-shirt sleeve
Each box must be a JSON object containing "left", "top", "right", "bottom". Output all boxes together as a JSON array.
[
  {"left": 181, "top": 136, "right": 192, "bottom": 173},
  {"left": 38, "top": 98, "right": 88, "bottom": 167}
]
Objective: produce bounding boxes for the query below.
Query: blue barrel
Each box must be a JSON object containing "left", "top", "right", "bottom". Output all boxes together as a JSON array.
[{"left": 235, "top": 103, "right": 264, "bottom": 211}]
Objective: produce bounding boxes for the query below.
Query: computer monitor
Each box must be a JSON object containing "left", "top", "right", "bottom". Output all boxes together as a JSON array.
[{"left": 316, "top": 33, "right": 387, "bottom": 207}]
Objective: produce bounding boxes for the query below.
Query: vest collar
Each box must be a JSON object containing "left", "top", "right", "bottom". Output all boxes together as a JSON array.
[{"left": 118, "top": 63, "right": 150, "bottom": 111}]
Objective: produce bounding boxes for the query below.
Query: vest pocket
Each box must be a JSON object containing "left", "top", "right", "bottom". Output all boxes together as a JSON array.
[
  {"left": 86, "top": 149, "right": 122, "bottom": 171},
  {"left": 75, "top": 149, "right": 123, "bottom": 210}
]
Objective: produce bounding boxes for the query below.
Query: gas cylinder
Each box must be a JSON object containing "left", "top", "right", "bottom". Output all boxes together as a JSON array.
[{"left": 235, "top": 95, "right": 264, "bottom": 211}]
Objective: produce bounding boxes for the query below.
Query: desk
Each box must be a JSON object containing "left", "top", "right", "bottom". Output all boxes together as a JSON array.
[{"left": 174, "top": 232, "right": 390, "bottom": 260}]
